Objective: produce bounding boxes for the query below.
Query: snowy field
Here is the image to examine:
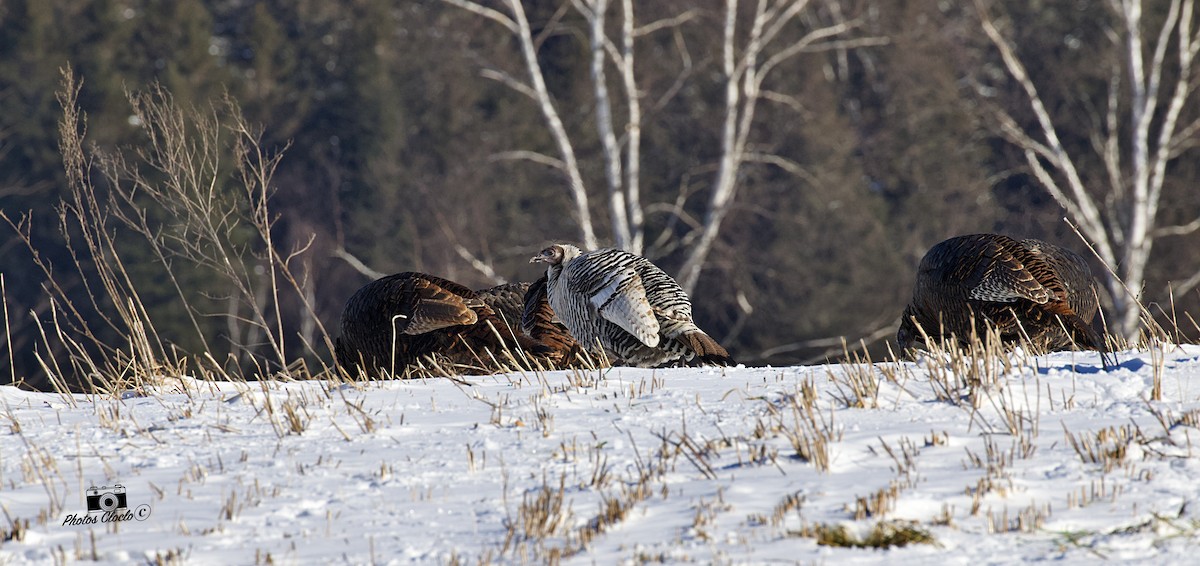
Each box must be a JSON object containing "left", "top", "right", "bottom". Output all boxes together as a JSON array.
[{"left": 3, "top": 345, "right": 1200, "bottom": 564}]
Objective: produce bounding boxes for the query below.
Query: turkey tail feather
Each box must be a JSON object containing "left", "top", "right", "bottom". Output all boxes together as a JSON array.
[{"left": 678, "top": 332, "right": 736, "bottom": 366}]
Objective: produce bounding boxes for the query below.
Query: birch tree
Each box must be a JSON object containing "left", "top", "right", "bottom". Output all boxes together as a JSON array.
[
  {"left": 676, "top": 0, "right": 874, "bottom": 293},
  {"left": 975, "top": 0, "right": 1200, "bottom": 340},
  {"left": 442, "top": 0, "right": 605, "bottom": 250},
  {"left": 443, "top": 0, "right": 875, "bottom": 291}
]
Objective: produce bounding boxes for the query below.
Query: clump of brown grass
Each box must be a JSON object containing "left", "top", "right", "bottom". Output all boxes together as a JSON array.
[
  {"left": 790, "top": 520, "right": 935, "bottom": 549},
  {"left": 827, "top": 340, "right": 882, "bottom": 409},
  {"left": 1063, "top": 423, "right": 1142, "bottom": 473},
  {"left": 985, "top": 502, "right": 1051, "bottom": 534}
]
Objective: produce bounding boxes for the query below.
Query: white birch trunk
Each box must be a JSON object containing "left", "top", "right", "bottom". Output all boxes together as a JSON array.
[
  {"left": 621, "top": 0, "right": 644, "bottom": 253},
  {"left": 508, "top": 0, "right": 599, "bottom": 250},
  {"left": 680, "top": 0, "right": 849, "bottom": 293},
  {"left": 588, "top": 0, "right": 632, "bottom": 251},
  {"left": 677, "top": 0, "right": 746, "bottom": 295},
  {"left": 442, "top": 0, "right": 599, "bottom": 250}
]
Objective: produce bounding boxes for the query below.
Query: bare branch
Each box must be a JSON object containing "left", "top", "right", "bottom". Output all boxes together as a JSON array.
[
  {"left": 488, "top": 150, "right": 566, "bottom": 170},
  {"left": 676, "top": 0, "right": 746, "bottom": 293},
  {"left": 743, "top": 152, "right": 819, "bottom": 185},
  {"left": 678, "top": 0, "right": 866, "bottom": 293},
  {"left": 1022, "top": 149, "right": 1094, "bottom": 243},
  {"left": 991, "top": 107, "right": 1058, "bottom": 164},
  {"left": 421, "top": 190, "right": 507, "bottom": 285},
  {"left": 976, "top": 1, "right": 1113, "bottom": 263},
  {"left": 1147, "top": 0, "right": 1195, "bottom": 209},
  {"left": 977, "top": 0, "right": 1200, "bottom": 339},
  {"left": 644, "top": 172, "right": 706, "bottom": 259},
  {"left": 756, "top": 0, "right": 811, "bottom": 56},
  {"left": 1169, "top": 267, "right": 1200, "bottom": 298},
  {"left": 757, "top": 21, "right": 865, "bottom": 80},
  {"left": 448, "top": 0, "right": 599, "bottom": 249},
  {"left": 1152, "top": 216, "right": 1200, "bottom": 238},
  {"left": 452, "top": 244, "right": 504, "bottom": 284},
  {"left": 1101, "top": 70, "right": 1125, "bottom": 202},
  {"left": 479, "top": 69, "right": 538, "bottom": 101},
  {"left": 759, "top": 89, "right": 808, "bottom": 113},
  {"left": 633, "top": 10, "right": 698, "bottom": 37},
  {"left": 332, "top": 247, "right": 387, "bottom": 281},
  {"left": 509, "top": 0, "right": 597, "bottom": 249},
  {"left": 793, "top": 36, "right": 891, "bottom": 52},
  {"left": 621, "top": 0, "right": 644, "bottom": 252},
  {"left": 440, "top": 0, "right": 518, "bottom": 33},
  {"left": 648, "top": 27, "right": 695, "bottom": 113},
  {"left": 1167, "top": 115, "right": 1200, "bottom": 157}
]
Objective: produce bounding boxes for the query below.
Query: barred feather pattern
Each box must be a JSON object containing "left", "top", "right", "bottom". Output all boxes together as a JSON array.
[
  {"left": 520, "top": 276, "right": 583, "bottom": 364},
  {"left": 533, "top": 245, "right": 735, "bottom": 367},
  {"left": 897, "top": 234, "right": 1111, "bottom": 367},
  {"left": 475, "top": 281, "right": 533, "bottom": 330}
]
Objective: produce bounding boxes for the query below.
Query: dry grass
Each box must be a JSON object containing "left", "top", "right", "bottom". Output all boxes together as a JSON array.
[
  {"left": 506, "top": 475, "right": 572, "bottom": 545},
  {"left": 4, "top": 71, "right": 1200, "bottom": 565},
  {"left": 497, "top": 430, "right": 669, "bottom": 562},
  {"left": 0, "top": 69, "right": 344, "bottom": 395},
  {"left": 1066, "top": 478, "right": 1123, "bottom": 510},
  {"left": 2, "top": 505, "right": 29, "bottom": 543},
  {"left": 916, "top": 325, "right": 1016, "bottom": 408},
  {"left": 827, "top": 340, "right": 882, "bottom": 409},
  {"left": 756, "top": 382, "right": 841, "bottom": 472},
  {"left": 755, "top": 491, "right": 804, "bottom": 528},
  {"left": 985, "top": 502, "right": 1051, "bottom": 534},
  {"left": 1063, "top": 423, "right": 1141, "bottom": 473}
]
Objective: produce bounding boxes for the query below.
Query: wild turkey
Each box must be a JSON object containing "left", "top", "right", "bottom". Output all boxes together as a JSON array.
[
  {"left": 530, "top": 244, "right": 735, "bottom": 367},
  {"left": 474, "top": 275, "right": 583, "bottom": 366},
  {"left": 335, "top": 272, "right": 569, "bottom": 377},
  {"left": 897, "top": 234, "right": 1112, "bottom": 367},
  {"left": 520, "top": 276, "right": 585, "bottom": 364},
  {"left": 474, "top": 280, "right": 530, "bottom": 325}
]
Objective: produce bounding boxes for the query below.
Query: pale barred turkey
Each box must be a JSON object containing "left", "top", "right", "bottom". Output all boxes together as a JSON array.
[
  {"left": 335, "top": 272, "right": 576, "bottom": 376},
  {"left": 897, "top": 234, "right": 1112, "bottom": 368},
  {"left": 520, "top": 276, "right": 585, "bottom": 364},
  {"left": 530, "top": 244, "right": 735, "bottom": 367}
]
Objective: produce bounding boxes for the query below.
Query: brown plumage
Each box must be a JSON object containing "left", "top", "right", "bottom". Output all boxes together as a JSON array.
[
  {"left": 897, "top": 234, "right": 1112, "bottom": 367},
  {"left": 335, "top": 272, "right": 573, "bottom": 377},
  {"left": 473, "top": 275, "right": 582, "bottom": 366}
]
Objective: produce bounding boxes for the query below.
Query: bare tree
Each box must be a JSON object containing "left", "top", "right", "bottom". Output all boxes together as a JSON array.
[
  {"left": 676, "top": 0, "right": 877, "bottom": 293},
  {"left": 443, "top": 0, "right": 877, "bottom": 293},
  {"left": 584, "top": 0, "right": 645, "bottom": 252},
  {"left": 442, "top": 0, "right": 599, "bottom": 250},
  {"left": 975, "top": 0, "right": 1200, "bottom": 340}
]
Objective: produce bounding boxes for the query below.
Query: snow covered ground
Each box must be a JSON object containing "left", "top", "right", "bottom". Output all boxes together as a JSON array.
[{"left": 3, "top": 345, "right": 1200, "bottom": 564}]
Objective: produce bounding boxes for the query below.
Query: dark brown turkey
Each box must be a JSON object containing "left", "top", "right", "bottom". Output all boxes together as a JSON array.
[
  {"left": 335, "top": 272, "right": 578, "bottom": 377},
  {"left": 897, "top": 234, "right": 1112, "bottom": 368}
]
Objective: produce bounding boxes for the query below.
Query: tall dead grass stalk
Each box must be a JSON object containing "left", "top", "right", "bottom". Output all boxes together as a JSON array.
[{"left": 3, "top": 68, "right": 336, "bottom": 392}]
